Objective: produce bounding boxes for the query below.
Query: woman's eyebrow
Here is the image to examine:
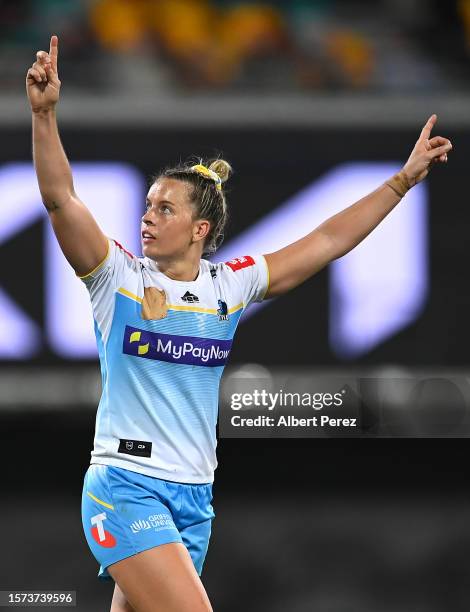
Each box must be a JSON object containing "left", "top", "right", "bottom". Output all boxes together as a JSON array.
[{"left": 145, "top": 198, "right": 175, "bottom": 206}]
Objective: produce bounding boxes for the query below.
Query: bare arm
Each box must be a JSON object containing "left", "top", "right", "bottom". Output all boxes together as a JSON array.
[
  {"left": 27, "top": 35, "right": 108, "bottom": 277},
  {"left": 264, "top": 115, "right": 452, "bottom": 297}
]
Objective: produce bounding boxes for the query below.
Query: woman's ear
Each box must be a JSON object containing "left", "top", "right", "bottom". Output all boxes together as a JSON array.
[{"left": 192, "top": 219, "right": 211, "bottom": 244}]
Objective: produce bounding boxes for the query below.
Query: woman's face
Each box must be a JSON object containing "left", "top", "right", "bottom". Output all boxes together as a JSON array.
[{"left": 141, "top": 178, "right": 207, "bottom": 259}]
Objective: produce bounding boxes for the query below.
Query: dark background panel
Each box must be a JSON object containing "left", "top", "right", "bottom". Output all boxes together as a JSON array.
[{"left": 0, "top": 125, "right": 467, "bottom": 366}]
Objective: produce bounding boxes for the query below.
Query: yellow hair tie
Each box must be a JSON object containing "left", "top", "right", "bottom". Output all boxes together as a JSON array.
[{"left": 190, "top": 164, "right": 223, "bottom": 191}]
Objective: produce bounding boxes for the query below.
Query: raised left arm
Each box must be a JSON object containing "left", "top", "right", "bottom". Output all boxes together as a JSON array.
[{"left": 263, "top": 114, "right": 452, "bottom": 298}]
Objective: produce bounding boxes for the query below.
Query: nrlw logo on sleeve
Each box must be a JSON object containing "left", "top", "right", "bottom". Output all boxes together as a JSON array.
[
  {"left": 123, "top": 325, "right": 233, "bottom": 367},
  {"left": 225, "top": 256, "right": 255, "bottom": 272}
]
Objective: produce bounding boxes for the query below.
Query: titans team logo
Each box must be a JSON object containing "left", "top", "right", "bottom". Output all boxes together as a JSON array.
[{"left": 217, "top": 300, "right": 229, "bottom": 321}]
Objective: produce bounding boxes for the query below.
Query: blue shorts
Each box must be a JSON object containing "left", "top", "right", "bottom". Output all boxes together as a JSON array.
[{"left": 81, "top": 464, "right": 215, "bottom": 581}]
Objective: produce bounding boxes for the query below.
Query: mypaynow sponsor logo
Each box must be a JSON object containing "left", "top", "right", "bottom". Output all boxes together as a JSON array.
[{"left": 123, "top": 326, "right": 232, "bottom": 367}]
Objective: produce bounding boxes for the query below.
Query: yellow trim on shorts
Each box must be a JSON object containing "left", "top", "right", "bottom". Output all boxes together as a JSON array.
[
  {"left": 87, "top": 491, "right": 114, "bottom": 510},
  {"left": 77, "top": 238, "right": 111, "bottom": 280}
]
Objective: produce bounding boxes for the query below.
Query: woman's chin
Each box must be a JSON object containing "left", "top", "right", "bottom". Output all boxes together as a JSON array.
[
  {"left": 142, "top": 241, "right": 182, "bottom": 260},
  {"left": 142, "top": 242, "right": 158, "bottom": 257},
  {"left": 142, "top": 243, "right": 173, "bottom": 260}
]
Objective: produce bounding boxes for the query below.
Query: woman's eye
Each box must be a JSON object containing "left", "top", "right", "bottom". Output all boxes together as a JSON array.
[{"left": 161, "top": 205, "right": 172, "bottom": 214}]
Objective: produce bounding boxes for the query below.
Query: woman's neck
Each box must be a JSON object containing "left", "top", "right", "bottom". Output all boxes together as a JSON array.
[{"left": 153, "top": 254, "right": 201, "bottom": 282}]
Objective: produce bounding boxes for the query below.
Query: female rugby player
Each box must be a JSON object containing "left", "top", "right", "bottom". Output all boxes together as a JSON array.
[{"left": 27, "top": 35, "right": 452, "bottom": 612}]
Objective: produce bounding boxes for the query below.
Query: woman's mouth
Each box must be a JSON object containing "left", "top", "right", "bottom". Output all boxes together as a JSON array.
[{"left": 142, "top": 231, "right": 156, "bottom": 244}]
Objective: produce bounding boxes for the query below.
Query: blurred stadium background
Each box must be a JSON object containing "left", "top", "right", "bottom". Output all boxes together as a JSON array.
[{"left": 2, "top": 1, "right": 470, "bottom": 611}]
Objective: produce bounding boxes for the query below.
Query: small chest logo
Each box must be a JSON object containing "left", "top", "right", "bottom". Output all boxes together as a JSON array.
[
  {"left": 217, "top": 300, "right": 229, "bottom": 322},
  {"left": 181, "top": 291, "right": 199, "bottom": 303},
  {"left": 118, "top": 438, "right": 152, "bottom": 458}
]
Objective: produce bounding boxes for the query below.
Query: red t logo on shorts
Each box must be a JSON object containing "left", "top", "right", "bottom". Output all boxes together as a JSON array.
[{"left": 90, "top": 512, "right": 117, "bottom": 548}]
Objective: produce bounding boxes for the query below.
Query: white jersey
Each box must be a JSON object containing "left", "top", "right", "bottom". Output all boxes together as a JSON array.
[{"left": 79, "top": 238, "right": 269, "bottom": 483}]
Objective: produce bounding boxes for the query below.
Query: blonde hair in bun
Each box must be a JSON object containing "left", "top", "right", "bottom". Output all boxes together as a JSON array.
[{"left": 208, "top": 159, "right": 232, "bottom": 184}]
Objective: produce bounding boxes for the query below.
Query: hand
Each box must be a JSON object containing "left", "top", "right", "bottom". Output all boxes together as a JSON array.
[
  {"left": 402, "top": 114, "right": 452, "bottom": 186},
  {"left": 26, "top": 35, "right": 61, "bottom": 113}
]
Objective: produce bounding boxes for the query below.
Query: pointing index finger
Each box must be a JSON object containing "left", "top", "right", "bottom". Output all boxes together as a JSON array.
[
  {"left": 49, "top": 35, "right": 59, "bottom": 72},
  {"left": 420, "top": 114, "right": 437, "bottom": 141}
]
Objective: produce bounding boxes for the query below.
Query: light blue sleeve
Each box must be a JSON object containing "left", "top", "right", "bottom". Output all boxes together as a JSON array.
[{"left": 78, "top": 238, "right": 140, "bottom": 342}]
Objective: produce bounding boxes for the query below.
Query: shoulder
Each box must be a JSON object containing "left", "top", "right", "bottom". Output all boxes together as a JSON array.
[
  {"left": 112, "top": 238, "right": 139, "bottom": 262},
  {"left": 208, "top": 254, "right": 267, "bottom": 288},
  {"left": 210, "top": 255, "right": 270, "bottom": 305},
  {"left": 212, "top": 255, "right": 267, "bottom": 280},
  {"left": 106, "top": 238, "right": 142, "bottom": 282}
]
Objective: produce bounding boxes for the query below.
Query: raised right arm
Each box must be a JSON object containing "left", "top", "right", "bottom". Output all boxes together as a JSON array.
[{"left": 27, "top": 35, "right": 108, "bottom": 277}]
